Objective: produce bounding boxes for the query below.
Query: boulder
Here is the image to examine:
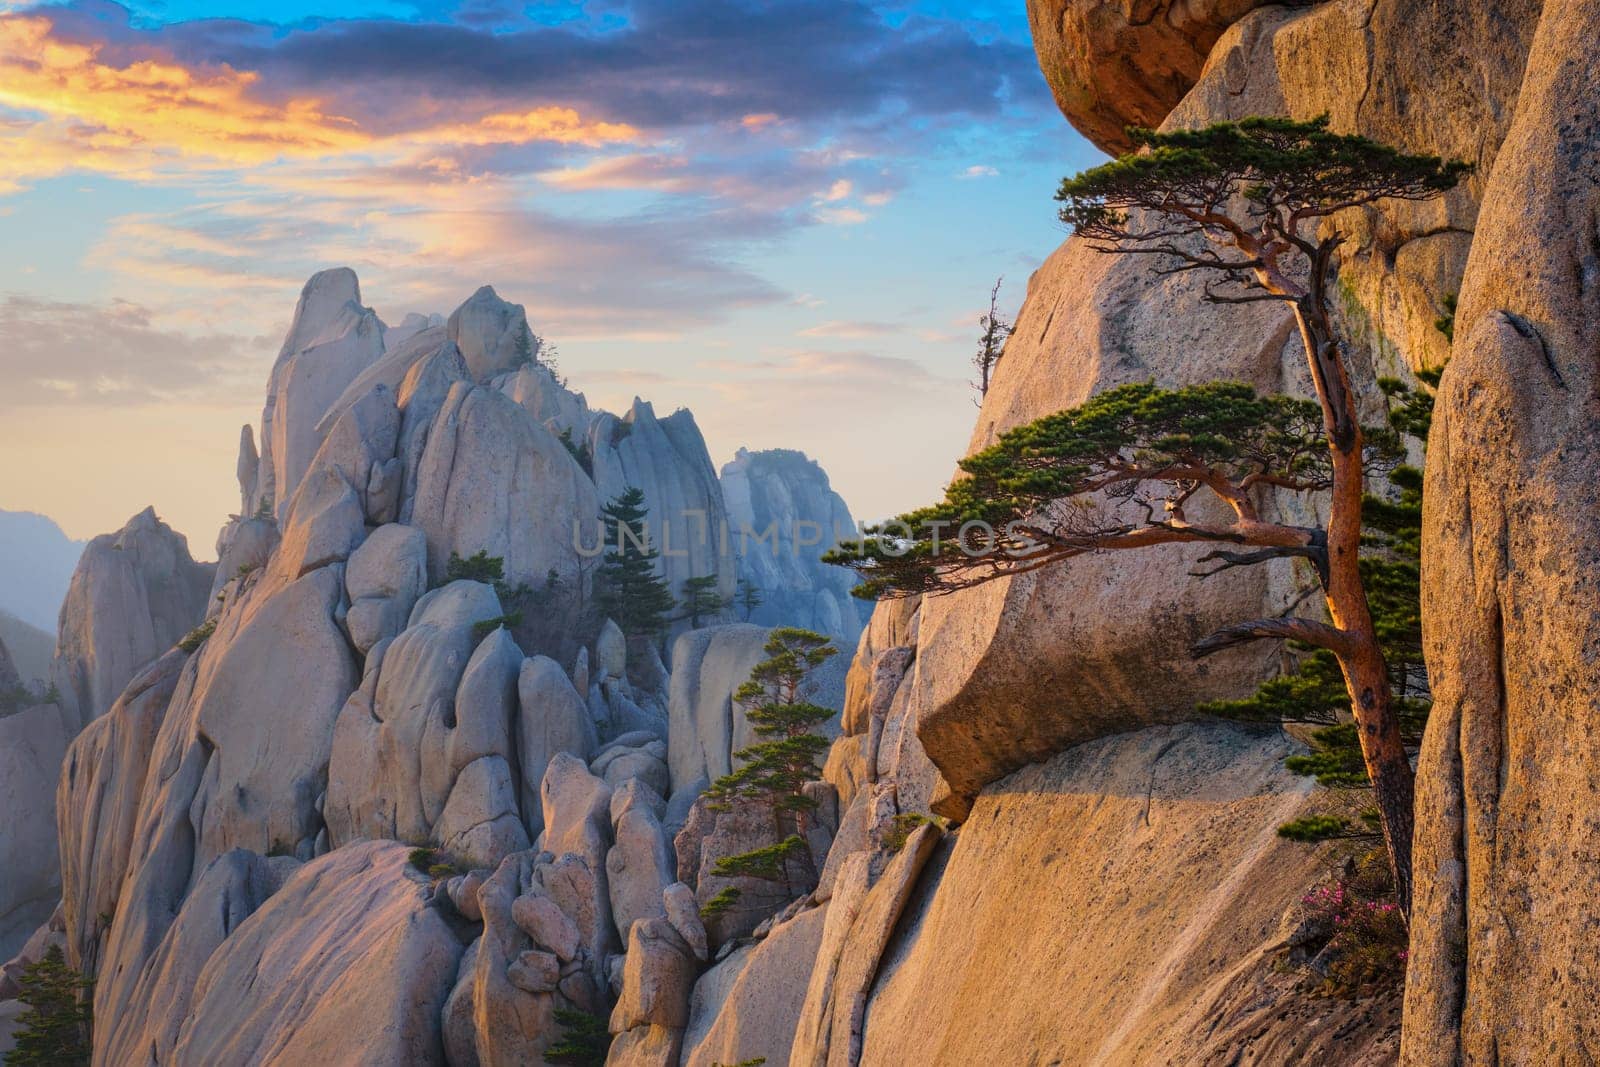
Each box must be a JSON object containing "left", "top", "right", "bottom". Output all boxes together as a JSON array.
[
  {"left": 507, "top": 949, "right": 561, "bottom": 995},
  {"left": 606, "top": 804, "right": 675, "bottom": 941},
  {"left": 666, "top": 624, "right": 772, "bottom": 800},
  {"left": 540, "top": 752, "right": 613, "bottom": 872},
  {"left": 88, "top": 561, "right": 361, "bottom": 1050},
  {"left": 662, "top": 882, "right": 708, "bottom": 963},
  {"left": 317, "top": 325, "right": 456, "bottom": 441},
  {"left": 518, "top": 655, "right": 598, "bottom": 836},
  {"left": 719, "top": 447, "right": 866, "bottom": 645},
  {"left": 326, "top": 585, "right": 526, "bottom": 868},
  {"left": 95, "top": 848, "right": 284, "bottom": 1065},
  {"left": 595, "top": 619, "right": 627, "bottom": 681},
  {"left": 497, "top": 360, "right": 590, "bottom": 438},
  {"left": 51, "top": 507, "right": 213, "bottom": 728},
  {"left": 1025, "top": 0, "right": 1277, "bottom": 153},
  {"left": 511, "top": 892, "right": 581, "bottom": 963},
  {"left": 343, "top": 522, "right": 428, "bottom": 655},
  {"left": 407, "top": 380, "right": 599, "bottom": 652},
  {"left": 163, "top": 843, "right": 463, "bottom": 1066},
  {"left": 612, "top": 918, "right": 696, "bottom": 1030},
  {"left": 1404, "top": 0, "right": 1600, "bottom": 1059},
  {"left": 679, "top": 904, "right": 826, "bottom": 1067},
  {"left": 593, "top": 741, "right": 670, "bottom": 798},
  {"left": 208, "top": 516, "right": 279, "bottom": 606}
]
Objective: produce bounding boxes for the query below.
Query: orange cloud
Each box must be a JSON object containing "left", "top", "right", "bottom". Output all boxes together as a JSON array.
[
  {"left": 425, "top": 108, "right": 639, "bottom": 148},
  {"left": 0, "top": 15, "right": 366, "bottom": 163},
  {"left": 0, "top": 14, "right": 640, "bottom": 191}
]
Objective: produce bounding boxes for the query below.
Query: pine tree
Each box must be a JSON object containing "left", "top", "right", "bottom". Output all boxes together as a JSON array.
[
  {"left": 5, "top": 945, "right": 92, "bottom": 1066},
  {"left": 1209, "top": 371, "right": 1438, "bottom": 845},
  {"left": 972, "top": 276, "right": 1014, "bottom": 399},
  {"left": 543, "top": 1007, "right": 610, "bottom": 1065},
  {"left": 596, "top": 487, "right": 676, "bottom": 639},
  {"left": 700, "top": 629, "right": 837, "bottom": 915},
  {"left": 679, "top": 575, "right": 731, "bottom": 628},
  {"left": 736, "top": 578, "right": 764, "bottom": 622},
  {"left": 829, "top": 117, "right": 1469, "bottom": 917}
]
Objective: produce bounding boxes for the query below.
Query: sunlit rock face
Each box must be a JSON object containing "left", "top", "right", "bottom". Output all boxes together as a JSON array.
[
  {"left": 1405, "top": 1, "right": 1600, "bottom": 1060},
  {"left": 899, "top": 0, "right": 1538, "bottom": 819},
  {"left": 17, "top": 267, "right": 882, "bottom": 1064}
]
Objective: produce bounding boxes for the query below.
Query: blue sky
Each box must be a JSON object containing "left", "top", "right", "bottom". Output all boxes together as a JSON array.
[{"left": 0, "top": 0, "right": 1100, "bottom": 546}]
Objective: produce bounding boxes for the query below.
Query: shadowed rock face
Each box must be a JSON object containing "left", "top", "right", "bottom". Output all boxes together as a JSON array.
[
  {"left": 0, "top": 701, "right": 69, "bottom": 961},
  {"left": 1404, "top": 1, "right": 1600, "bottom": 1061}
]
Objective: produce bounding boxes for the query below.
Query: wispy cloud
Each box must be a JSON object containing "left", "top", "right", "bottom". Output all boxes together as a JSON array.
[
  {"left": 0, "top": 294, "right": 269, "bottom": 407},
  {"left": 797, "top": 319, "right": 898, "bottom": 338}
]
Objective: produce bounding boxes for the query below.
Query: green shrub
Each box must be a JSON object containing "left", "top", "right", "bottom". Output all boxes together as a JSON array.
[
  {"left": 1297, "top": 856, "right": 1409, "bottom": 998},
  {"left": 407, "top": 847, "right": 437, "bottom": 872},
  {"left": 472, "top": 612, "right": 524, "bottom": 641},
  {"left": 445, "top": 550, "right": 505, "bottom": 585},
  {"left": 881, "top": 813, "right": 937, "bottom": 852},
  {"left": 5, "top": 945, "right": 92, "bottom": 1066},
  {"left": 177, "top": 617, "right": 217, "bottom": 653},
  {"left": 699, "top": 886, "right": 742, "bottom": 919}
]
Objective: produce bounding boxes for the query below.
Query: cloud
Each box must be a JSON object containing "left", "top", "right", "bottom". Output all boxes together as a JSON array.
[
  {"left": 817, "top": 179, "right": 853, "bottom": 202},
  {"left": 797, "top": 320, "right": 897, "bottom": 338},
  {"left": 0, "top": 13, "right": 643, "bottom": 190},
  {"left": 958, "top": 164, "right": 999, "bottom": 178},
  {"left": 815, "top": 206, "right": 869, "bottom": 225},
  {"left": 0, "top": 294, "right": 269, "bottom": 407},
  {"left": 188, "top": 0, "right": 1046, "bottom": 132}
]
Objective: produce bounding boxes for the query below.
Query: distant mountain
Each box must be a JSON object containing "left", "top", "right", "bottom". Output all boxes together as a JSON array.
[
  {"left": 0, "top": 508, "right": 85, "bottom": 631},
  {"left": 0, "top": 610, "right": 52, "bottom": 686}
]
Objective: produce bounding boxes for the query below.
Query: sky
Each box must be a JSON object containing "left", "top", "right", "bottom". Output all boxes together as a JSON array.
[{"left": 0, "top": 0, "right": 1102, "bottom": 551}]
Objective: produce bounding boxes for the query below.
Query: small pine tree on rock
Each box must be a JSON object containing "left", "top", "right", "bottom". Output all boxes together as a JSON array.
[
  {"left": 736, "top": 578, "right": 764, "bottom": 622},
  {"left": 701, "top": 628, "right": 837, "bottom": 913},
  {"left": 5, "top": 945, "right": 92, "bottom": 1066},
  {"left": 543, "top": 1007, "right": 610, "bottom": 1065},
  {"left": 596, "top": 487, "right": 676, "bottom": 639},
  {"left": 679, "top": 575, "right": 731, "bottom": 628}
]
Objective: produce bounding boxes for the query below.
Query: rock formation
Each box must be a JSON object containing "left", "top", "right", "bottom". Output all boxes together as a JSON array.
[
  {"left": 251, "top": 267, "right": 386, "bottom": 518},
  {"left": 0, "top": 700, "right": 69, "bottom": 960},
  {"left": 720, "top": 448, "right": 866, "bottom": 646},
  {"left": 1404, "top": 0, "right": 1600, "bottom": 1059},
  {"left": 50, "top": 507, "right": 212, "bottom": 730},
  {"left": 588, "top": 400, "right": 736, "bottom": 640}
]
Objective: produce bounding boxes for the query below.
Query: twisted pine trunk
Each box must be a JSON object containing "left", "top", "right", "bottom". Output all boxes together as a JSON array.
[{"left": 1294, "top": 290, "right": 1416, "bottom": 918}]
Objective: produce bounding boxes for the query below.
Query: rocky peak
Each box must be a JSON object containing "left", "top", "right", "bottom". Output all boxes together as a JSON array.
[
  {"left": 49, "top": 507, "right": 213, "bottom": 730},
  {"left": 719, "top": 447, "right": 866, "bottom": 645},
  {"left": 447, "top": 284, "right": 538, "bottom": 382}
]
